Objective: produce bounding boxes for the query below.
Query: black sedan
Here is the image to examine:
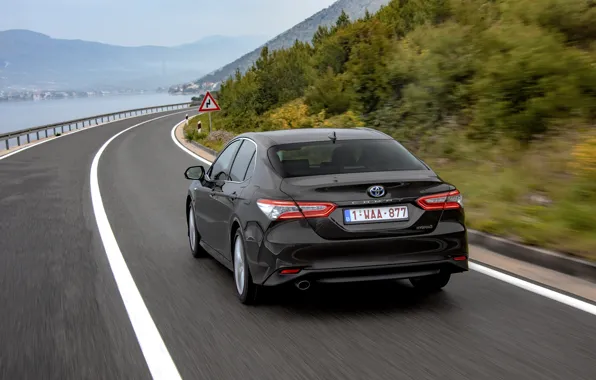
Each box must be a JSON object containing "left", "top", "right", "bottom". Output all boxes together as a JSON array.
[{"left": 184, "top": 128, "right": 468, "bottom": 304}]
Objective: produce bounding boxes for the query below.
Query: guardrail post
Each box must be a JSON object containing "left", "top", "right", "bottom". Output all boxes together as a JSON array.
[
  {"left": 5, "top": 139, "right": 9, "bottom": 150},
  {"left": 17, "top": 136, "right": 20, "bottom": 146},
  {"left": 45, "top": 129, "right": 48, "bottom": 138},
  {"left": 36, "top": 131, "right": 40, "bottom": 140}
]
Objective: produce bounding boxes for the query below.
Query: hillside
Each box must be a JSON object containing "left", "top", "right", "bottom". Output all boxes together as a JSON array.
[
  {"left": 0, "top": 30, "right": 268, "bottom": 91},
  {"left": 192, "top": 0, "right": 389, "bottom": 87},
  {"left": 183, "top": 0, "right": 596, "bottom": 261}
]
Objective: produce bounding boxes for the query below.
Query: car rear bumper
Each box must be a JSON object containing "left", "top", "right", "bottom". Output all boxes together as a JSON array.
[
  {"left": 262, "top": 259, "right": 467, "bottom": 286},
  {"left": 244, "top": 219, "right": 469, "bottom": 287}
]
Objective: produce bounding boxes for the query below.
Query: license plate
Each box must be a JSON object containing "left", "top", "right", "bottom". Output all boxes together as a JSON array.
[{"left": 343, "top": 205, "right": 409, "bottom": 224}]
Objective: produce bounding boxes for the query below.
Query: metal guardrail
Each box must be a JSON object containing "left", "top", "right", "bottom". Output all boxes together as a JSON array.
[{"left": 1, "top": 102, "right": 193, "bottom": 151}]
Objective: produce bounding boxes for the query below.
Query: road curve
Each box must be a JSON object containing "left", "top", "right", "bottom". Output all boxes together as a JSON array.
[{"left": 1, "top": 113, "right": 596, "bottom": 379}]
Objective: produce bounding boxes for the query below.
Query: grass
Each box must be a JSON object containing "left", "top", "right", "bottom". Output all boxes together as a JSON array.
[
  {"left": 421, "top": 130, "right": 596, "bottom": 261},
  {"left": 183, "top": 114, "right": 229, "bottom": 152},
  {"left": 180, "top": 108, "right": 596, "bottom": 261}
]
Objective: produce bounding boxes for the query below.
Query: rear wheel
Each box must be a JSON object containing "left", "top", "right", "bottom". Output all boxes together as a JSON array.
[
  {"left": 410, "top": 273, "right": 451, "bottom": 292},
  {"left": 233, "top": 229, "right": 260, "bottom": 305},
  {"left": 188, "top": 204, "right": 207, "bottom": 258}
]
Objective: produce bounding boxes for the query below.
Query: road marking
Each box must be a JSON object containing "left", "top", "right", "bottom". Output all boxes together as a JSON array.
[
  {"left": 170, "top": 120, "right": 212, "bottom": 165},
  {"left": 470, "top": 263, "right": 596, "bottom": 316},
  {"left": 91, "top": 112, "right": 186, "bottom": 380},
  {"left": 170, "top": 121, "right": 596, "bottom": 317},
  {"left": 1, "top": 110, "right": 172, "bottom": 162}
]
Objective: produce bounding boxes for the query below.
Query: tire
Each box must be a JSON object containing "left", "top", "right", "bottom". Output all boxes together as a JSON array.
[
  {"left": 409, "top": 273, "right": 451, "bottom": 292},
  {"left": 232, "top": 229, "right": 260, "bottom": 305},
  {"left": 188, "top": 204, "right": 207, "bottom": 258}
]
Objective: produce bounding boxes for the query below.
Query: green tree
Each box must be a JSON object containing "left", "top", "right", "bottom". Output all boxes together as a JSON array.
[
  {"left": 470, "top": 22, "right": 596, "bottom": 141},
  {"left": 345, "top": 19, "right": 393, "bottom": 113},
  {"left": 312, "top": 25, "right": 331, "bottom": 47},
  {"left": 335, "top": 10, "right": 351, "bottom": 29},
  {"left": 305, "top": 67, "right": 353, "bottom": 115}
]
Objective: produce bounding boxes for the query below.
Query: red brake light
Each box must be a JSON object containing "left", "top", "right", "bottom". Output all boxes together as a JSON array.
[
  {"left": 416, "top": 190, "right": 463, "bottom": 211},
  {"left": 256, "top": 199, "right": 337, "bottom": 220}
]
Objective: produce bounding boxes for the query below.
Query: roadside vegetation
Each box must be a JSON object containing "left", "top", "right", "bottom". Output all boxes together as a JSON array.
[{"left": 183, "top": 0, "right": 596, "bottom": 260}]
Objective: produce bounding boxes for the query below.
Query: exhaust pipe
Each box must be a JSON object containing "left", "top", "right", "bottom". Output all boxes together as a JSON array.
[{"left": 295, "top": 280, "right": 311, "bottom": 291}]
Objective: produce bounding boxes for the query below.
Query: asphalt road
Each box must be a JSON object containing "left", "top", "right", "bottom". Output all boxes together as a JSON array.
[{"left": 1, "top": 112, "right": 595, "bottom": 380}]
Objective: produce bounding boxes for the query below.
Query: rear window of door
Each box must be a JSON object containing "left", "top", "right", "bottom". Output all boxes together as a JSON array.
[
  {"left": 209, "top": 140, "right": 242, "bottom": 181},
  {"left": 229, "top": 140, "right": 257, "bottom": 182}
]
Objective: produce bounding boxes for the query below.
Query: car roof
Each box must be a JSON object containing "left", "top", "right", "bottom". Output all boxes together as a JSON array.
[{"left": 237, "top": 127, "right": 391, "bottom": 148}]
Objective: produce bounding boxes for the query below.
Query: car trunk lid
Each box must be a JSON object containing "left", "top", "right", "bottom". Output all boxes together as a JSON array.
[{"left": 279, "top": 170, "right": 454, "bottom": 240}]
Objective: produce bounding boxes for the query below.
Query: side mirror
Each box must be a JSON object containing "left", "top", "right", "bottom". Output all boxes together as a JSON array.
[{"left": 184, "top": 165, "right": 205, "bottom": 180}]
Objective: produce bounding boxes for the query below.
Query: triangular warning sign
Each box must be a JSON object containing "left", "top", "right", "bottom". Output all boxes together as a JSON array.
[{"left": 198, "top": 91, "right": 221, "bottom": 112}]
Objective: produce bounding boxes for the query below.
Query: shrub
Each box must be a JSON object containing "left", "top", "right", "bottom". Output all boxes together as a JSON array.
[
  {"left": 571, "top": 134, "right": 596, "bottom": 180},
  {"left": 264, "top": 99, "right": 312, "bottom": 131},
  {"left": 206, "top": 130, "right": 235, "bottom": 144}
]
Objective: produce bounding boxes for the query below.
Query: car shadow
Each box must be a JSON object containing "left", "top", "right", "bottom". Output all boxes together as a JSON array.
[{"left": 257, "top": 280, "right": 456, "bottom": 315}]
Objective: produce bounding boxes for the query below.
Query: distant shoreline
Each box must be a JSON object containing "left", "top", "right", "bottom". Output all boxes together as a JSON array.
[{"left": 0, "top": 90, "right": 189, "bottom": 104}]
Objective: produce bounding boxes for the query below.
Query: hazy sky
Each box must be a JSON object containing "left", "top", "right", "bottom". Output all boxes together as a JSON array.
[{"left": 1, "top": 0, "right": 338, "bottom": 46}]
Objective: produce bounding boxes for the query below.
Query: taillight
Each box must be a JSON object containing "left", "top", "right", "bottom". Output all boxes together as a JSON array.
[
  {"left": 256, "top": 199, "right": 337, "bottom": 220},
  {"left": 416, "top": 190, "right": 463, "bottom": 211}
]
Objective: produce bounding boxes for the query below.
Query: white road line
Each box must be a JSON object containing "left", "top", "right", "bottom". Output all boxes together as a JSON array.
[
  {"left": 91, "top": 112, "right": 187, "bottom": 380},
  {"left": 1, "top": 110, "right": 172, "bottom": 162},
  {"left": 169, "top": 121, "right": 596, "bottom": 317},
  {"left": 470, "top": 263, "right": 596, "bottom": 316}
]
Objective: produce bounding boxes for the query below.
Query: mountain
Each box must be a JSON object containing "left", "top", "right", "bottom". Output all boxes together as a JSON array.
[
  {"left": 0, "top": 30, "right": 268, "bottom": 91},
  {"left": 191, "top": 0, "right": 389, "bottom": 87}
]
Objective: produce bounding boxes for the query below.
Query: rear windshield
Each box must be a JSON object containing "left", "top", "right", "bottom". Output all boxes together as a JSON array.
[{"left": 267, "top": 139, "right": 428, "bottom": 178}]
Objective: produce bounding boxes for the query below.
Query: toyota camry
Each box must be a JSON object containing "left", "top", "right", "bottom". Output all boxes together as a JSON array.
[{"left": 184, "top": 128, "right": 468, "bottom": 305}]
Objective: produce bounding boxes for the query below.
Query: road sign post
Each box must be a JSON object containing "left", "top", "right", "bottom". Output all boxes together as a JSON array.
[{"left": 198, "top": 91, "right": 221, "bottom": 134}]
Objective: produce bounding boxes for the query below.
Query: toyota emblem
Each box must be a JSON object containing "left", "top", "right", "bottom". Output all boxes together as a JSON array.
[{"left": 367, "top": 185, "right": 386, "bottom": 198}]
